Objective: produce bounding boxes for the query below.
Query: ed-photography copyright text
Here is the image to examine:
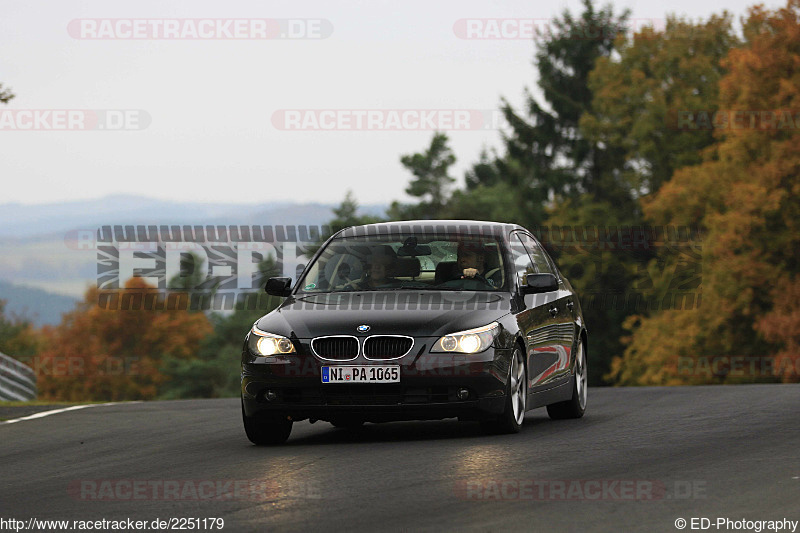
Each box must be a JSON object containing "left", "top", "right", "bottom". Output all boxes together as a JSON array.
[{"left": 674, "top": 518, "right": 798, "bottom": 532}]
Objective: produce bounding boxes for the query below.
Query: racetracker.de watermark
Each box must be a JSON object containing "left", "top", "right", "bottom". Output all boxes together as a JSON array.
[
  {"left": 452, "top": 18, "right": 666, "bottom": 40},
  {"left": 23, "top": 356, "right": 140, "bottom": 377},
  {"left": 67, "top": 479, "right": 320, "bottom": 501},
  {"left": 0, "top": 110, "right": 150, "bottom": 131},
  {"left": 455, "top": 479, "right": 706, "bottom": 501},
  {"left": 668, "top": 109, "right": 800, "bottom": 130},
  {"left": 677, "top": 356, "right": 800, "bottom": 379},
  {"left": 68, "top": 18, "right": 333, "bottom": 39},
  {"left": 271, "top": 109, "right": 508, "bottom": 131}
]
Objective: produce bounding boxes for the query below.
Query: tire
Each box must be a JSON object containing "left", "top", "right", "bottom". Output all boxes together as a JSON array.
[
  {"left": 547, "top": 339, "right": 587, "bottom": 420},
  {"left": 481, "top": 346, "right": 526, "bottom": 434},
  {"left": 242, "top": 398, "right": 293, "bottom": 445}
]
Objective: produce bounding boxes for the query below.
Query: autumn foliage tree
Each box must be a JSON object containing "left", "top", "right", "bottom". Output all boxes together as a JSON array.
[
  {"left": 610, "top": 0, "right": 800, "bottom": 384},
  {"left": 36, "top": 278, "right": 212, "bottom": 401},
  {"left": 582, "top": 14, "right": 738, "bottom": 196},
  {"left": 565, "top": 14, "right": 738, "bottom": 383}
]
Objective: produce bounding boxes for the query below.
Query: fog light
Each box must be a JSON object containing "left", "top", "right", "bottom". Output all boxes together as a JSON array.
[
  {"left": 457, "top": 388, "right": 469, "bottom": 400},
  {"left": 265, "top": 390, "right": 277, "bottom": 401}
]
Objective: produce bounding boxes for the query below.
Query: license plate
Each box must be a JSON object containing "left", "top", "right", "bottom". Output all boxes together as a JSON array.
[{"left": 321, "top": 366, "right": 400, "bottom": 383}]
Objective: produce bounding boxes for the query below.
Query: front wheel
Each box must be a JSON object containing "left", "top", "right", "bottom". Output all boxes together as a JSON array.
[
  {"left": 546, "top": 339, "right": 587, "bottom": 420},
  {"left": 242, "top": 398, "right": 293, "bottom": 445},
  {"left": 481, "top": 346, "right": 526, "bottom": 434}
]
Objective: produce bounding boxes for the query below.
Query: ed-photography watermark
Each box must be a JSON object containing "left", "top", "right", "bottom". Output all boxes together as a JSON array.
[
  {"left": 455, "top": 479, "right": 706, "bottom": 501},
  {"left": 80, "top": 223, "right": 701, "bottom": 311},
  {"left": 0, "top": 110, "right": 150, "bottom": 131},
  {"left": 674, "top": 517, "right": 798, "bottom": 532},
  {"left": 68, "top": 18, "right": 333, "bottom": 40}
]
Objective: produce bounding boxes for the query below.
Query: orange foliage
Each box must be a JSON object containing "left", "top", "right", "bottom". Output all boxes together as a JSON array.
[
  {"left": 608, "top": 311, "right": 705, "bottom": 385},
  {"left": 612, "top": 0, "right": 800, "bottom": 384},
  {"left": 756, "top": 277, "right": 800, "bottom": 382},
  {"left": 36, "top": 278, "right": 212, "bottom": 401}
]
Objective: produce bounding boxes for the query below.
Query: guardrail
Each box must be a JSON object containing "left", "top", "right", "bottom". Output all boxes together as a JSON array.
[{"left": 0, "top": 351, "right": 37, "bottom": 401}]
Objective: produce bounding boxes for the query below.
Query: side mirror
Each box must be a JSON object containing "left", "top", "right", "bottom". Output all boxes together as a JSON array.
[
  {"left": 523, "top": 273, "right": 558, "bottom": 294},
  {"left": 265, "top": 277, "right": 292, "bottom": 297}
]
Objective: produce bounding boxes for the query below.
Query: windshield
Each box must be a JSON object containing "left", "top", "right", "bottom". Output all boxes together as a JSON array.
[{"left": 297, "top": 233, "right": 507, "bottom": 293}]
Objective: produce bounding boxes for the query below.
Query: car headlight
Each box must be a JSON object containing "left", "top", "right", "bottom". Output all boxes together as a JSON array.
[
  {"left": 249, "top": 325, "right": 296, "bottom": 356},
  {"left": 432, "top": 322, "right": 500, "bottom": 354}
]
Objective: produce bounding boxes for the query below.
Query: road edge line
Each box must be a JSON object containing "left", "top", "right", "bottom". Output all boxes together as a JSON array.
[{"left": 1, "top": 401, "right": 142, "bottom": 425}]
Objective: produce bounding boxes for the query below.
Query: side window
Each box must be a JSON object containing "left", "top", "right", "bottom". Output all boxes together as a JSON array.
[
  {"left": 516, "top": 232, "right": 555, "bottom": 275},
  {"left": 510, "top": 233, "right": 536, "bottom": 285}
]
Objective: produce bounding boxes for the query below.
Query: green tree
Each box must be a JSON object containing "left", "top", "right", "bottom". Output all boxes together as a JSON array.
[
  {"left": 483, "top": 0, "right": 632, "bottom": 384},
  {"left": 304, "top": 190, "right": 384, "bottom": 259},
  {"left": 497, "top": 0, "right": 631, "bottom": 211},
  {"left": 581, "top": 14, "right": 738, "bottom": 196},
  {"left": 445, "top": 150, "right": 530, "bottom": 223},
  {"left": 443, "top": 182, "right": 528, "bottom": 223},
  {"left": 329, "top": 190, "right": 383, "bottom": 230},
  {"left": 464, "top": 149, "right": 502, "bottom": 190},
  {"left": 392, "top": 1, "right": 631, "bottom": 229},
  {"left": 542, "top": 199, "right": 646, "bottom": 384},
  {"left": 388, "top": 132, "right": 456, "bottom": 220},
  {"left": 167, "top": 251, "right": 209, "bottom": 292},
  {"left": 159, "top": 256, "right": 283, "bottom": 398},
  {"left": 0, "top": 83, "right": 13, "bottom": 104},
  {"left": 0, "top": 300, "right": 42, "bottom": 363}
]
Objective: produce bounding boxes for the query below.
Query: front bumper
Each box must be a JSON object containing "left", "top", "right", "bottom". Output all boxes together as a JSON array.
[{"left": 241, "top": 341, "right": 510, "bottom": 423}]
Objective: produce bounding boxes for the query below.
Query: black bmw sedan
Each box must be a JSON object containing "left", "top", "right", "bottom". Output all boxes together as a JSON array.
[{"left": 241, "top": 220, "right": 587, "bottom": 444}]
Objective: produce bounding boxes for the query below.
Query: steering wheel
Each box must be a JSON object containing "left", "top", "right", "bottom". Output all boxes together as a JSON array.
[
  {"left": 438, "top": 274, "right": 495, "bottom": 290},
  {"left": 341, "top": 279, "right": 366, "bottom": 291}
]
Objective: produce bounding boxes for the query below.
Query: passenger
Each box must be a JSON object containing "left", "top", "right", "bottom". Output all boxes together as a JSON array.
[{"left": 353, "top": 254, "right": 399, "bottom": 289}]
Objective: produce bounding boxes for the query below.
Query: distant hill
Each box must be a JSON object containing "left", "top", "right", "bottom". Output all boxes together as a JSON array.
[
  {"left": 0, "top": 280, "right": 78, "bottom": 326},
  {"left": 0, "top": 194, "right": 388, "bottom": 238}
]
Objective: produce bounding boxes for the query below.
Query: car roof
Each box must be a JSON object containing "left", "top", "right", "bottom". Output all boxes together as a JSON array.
[{"left": 335, "top": 220, "right": 526, "bottom": 239}]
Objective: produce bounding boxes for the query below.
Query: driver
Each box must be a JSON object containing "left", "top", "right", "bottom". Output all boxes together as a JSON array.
[
  {"left": 456, "top": 241, "right": 499, "bottom": 288},
  {"left": 458, "top": 241, "right": 486, "bottom": 280}
]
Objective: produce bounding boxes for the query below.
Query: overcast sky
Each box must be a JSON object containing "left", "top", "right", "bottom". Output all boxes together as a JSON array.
[{"left": 0, "top": 0, "right": 784, "bottom": 208}]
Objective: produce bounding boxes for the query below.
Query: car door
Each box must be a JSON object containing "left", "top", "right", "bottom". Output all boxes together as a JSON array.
[
  {"left": 509, "top": 231, "right": 558, "bottom": 390},
  {"left": 514, "top": 231, "right": 575, "bottom": 387}
]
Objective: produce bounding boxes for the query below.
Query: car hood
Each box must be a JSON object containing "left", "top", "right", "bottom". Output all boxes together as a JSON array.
[{"left": 255, "top": 291, "right": 512, "bottom": 338}]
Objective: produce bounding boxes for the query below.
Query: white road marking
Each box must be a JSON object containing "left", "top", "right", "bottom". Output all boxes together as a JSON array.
[{"left": 1, "top": 402, "right": 141, "bottom": 424}]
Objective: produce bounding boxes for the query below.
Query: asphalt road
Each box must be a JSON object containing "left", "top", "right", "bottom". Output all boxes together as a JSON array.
[{"left": 1, "top": 385, "right": 798, "bottom": 532}]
